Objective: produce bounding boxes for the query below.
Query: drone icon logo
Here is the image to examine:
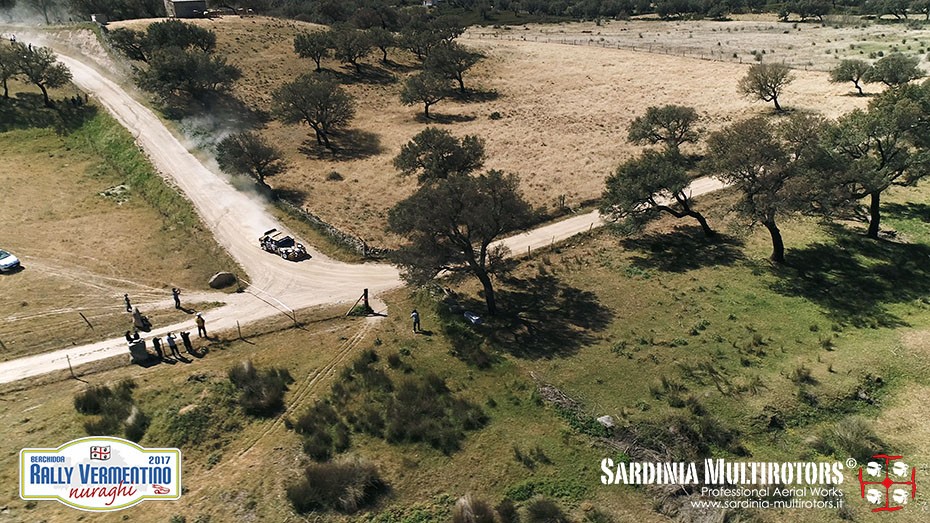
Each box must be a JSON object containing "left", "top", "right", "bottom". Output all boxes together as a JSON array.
[{"left": 858, "top": 454, "right": 917, "bottom": 512}]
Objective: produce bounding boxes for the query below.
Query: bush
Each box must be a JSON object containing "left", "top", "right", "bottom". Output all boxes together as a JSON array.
[
  {"left": 228, "top": 360, "right": 294, "bottom": 417},
  {"left": 74, "top": 379, "right": 147, "bottom": 441},
  {"left": 326, "top": 171, "right": 344, "bottom": 181},
  {"left": 525, "top": 498, "right": 569, "bottom": 523},
  {"left": 453, "top": 494, "right": 497, "bottom": 523},
  {"left": 496, "top": 499, "right": 519, "bottom": 523},
  {"left": 286, "top": 459, "right": 386, "bottom": 514},
  {"left": 827, "top": 417, "right": 885, "bottom": 464}
]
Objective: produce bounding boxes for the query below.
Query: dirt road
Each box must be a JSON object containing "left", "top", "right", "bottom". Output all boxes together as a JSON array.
[{"left": 0, "top": 46, "right": 726, "bottom": 384}]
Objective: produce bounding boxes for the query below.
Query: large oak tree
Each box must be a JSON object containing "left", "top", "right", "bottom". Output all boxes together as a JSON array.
[
  {"left": 388, "top": 170, "right": 535, "bottom": 315},
  {"left": 705, "top": 115, "right": 826, "bottom": 263}
]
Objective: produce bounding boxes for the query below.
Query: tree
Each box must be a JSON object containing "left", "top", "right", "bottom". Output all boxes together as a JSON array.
[
  {"left": 424, "top": 42, "right": 483, "bottom": 93},
  {"left": 823, "top": 84, "right": 930, "bottom": 238},
  {"left": 400, "top": 72, "right": 450, "bottom": 119},
  {"left": 145, "top": 19, "right": 216, "bottom": 53},
  {"left": 293, "top": 30, "right": 332, "bottom": 72},
  {"left": 216, "top": 132, "right": 287, "bottom": 189},
  {"left": 0, "top": 44, "right": 17, "bottom": 99},
  {"left": 331, "top": 26, "right": 373, "bottom": 73},
  {"left": 627, "top": 104, "right": 701, "bottom": 152},
  {"left": 13, "top": 43, "right": 71, "bottom": 107},
  {"left": 388, "top": 170, "right": 535, "bottom": 316},
  {"left": 136, "top": 48, "right": 240, "bottom": 101},
  {"left": 272, "top": 73, "right": 355, "bottom": 150},
  {"left": 394, "top": 127, "right": 486, "bottom": 183},
  {"left": 602, "top": 150, "right": 715, "bottom": 237},
  {"left": 367, "top": 27, "right": 395, "bottom": 63},
  {"left": 830, "top": 59, "right": 872, "bottom": 96},
  {"left": 108, "top": 28, "right": 150, "bottom": 63},
  {"left": 913, "top": 0, "right": 930, "bottom": 20},
  {"left": 737, "top": 62, "right": 794, "bottom": 112},
  {"left": 790, "top": 0, "right": 830, "bottom": 21},
  {"left": 705, "top": 115, "right": 826, "bottom": 263},
  {"left": 864, "top": 53, "right": 923, "bottom": 87}
]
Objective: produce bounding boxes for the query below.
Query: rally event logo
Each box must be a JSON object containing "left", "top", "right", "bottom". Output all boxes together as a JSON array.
[
  {"left": 858, "top": 454, "right": 917, "bottom": 512},
  {"left": 20, "top": 437, "right": 180, "bottom": 511}
]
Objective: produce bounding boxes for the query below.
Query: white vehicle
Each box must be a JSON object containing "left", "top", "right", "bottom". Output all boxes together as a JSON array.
[
  {"left": 0, "top": 249, "right": 20, "bottom": 272},
  {"left": 259, "top": 229, "right": 308, "bottom": 261}
]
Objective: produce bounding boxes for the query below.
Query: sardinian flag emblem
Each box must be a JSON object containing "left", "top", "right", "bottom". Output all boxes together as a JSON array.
[{"left": 89, "top": 446, "right": 110, "bottom": 461}]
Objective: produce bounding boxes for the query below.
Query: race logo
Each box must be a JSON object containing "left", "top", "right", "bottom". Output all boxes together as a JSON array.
[
  {"left": 858, "top": 454, "right": 917, "bottom": 512},
  {"left": 20, "top": 437, "right": 180, "bottom": 511}
]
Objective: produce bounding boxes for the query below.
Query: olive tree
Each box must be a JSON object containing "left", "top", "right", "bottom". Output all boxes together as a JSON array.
[
  {"left": 738, "top": 62, "right": 794, "bottom": 112},
  {"left": 627, "top": 104, "right": 701, "bottom": 152},
  {"left": 293, "top": 30, "right": 332, "bottom": 72},
  {"left": 400, "top": 72, "right": 450, "bottom": 119},
  {"left": 272, "top": 73, "right": 355, "bottom": 150},
  {"left": 829, "top": 59, "right": 872, "bottom": 96},
  {"left": 13, "top": 43, "right": 71, "bottom": 107},
  {"left": 705, "top": 115, "right": 827, "bottom": 263},
  {"left": 864, "top": 53, "right": 923, "bottom": 87},
  {"left": 388, "top": 170, "right": 535, "bottom": 316},
  {"left": 394, "top": 127, "right": 486, "bottom": 183},
  {"left": 424, "top": 42, "right": 483, "bottom": 93},
  {"left": 216, "top": 132, "right": 287, "bottom": 189},
  {"left": 823, "top": 83, "right": 930, "bottom": 238},
  {"left": 602, "top": 150, "right": 715, "bottom": 237}
]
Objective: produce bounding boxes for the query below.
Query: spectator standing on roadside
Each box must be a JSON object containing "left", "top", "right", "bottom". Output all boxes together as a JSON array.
[
  {"left": 411, "top": 309, "right": 421, "bottom": 333},
  {"left": 195, "top": 313, "right": 207, "bottom": 338},
  {"left": 124, "top": 293, "right": 132, "bottom": 312},
  {"left": 172, "top": 288, "right": 181, "bottom": 309}
]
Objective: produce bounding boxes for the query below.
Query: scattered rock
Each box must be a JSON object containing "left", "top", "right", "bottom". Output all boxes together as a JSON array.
[
  {"left": 209, "top": 272, "right": 237, "bottom": 289},
  {"left": 178, "top": 404, "right": 199, "bottom": 415},
  {"left": 597, "top": 415, "right": 615, "bottom": 429}
]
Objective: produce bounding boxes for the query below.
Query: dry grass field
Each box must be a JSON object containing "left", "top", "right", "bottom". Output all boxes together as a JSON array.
[
  {"left": 111, "top": 16, "right": 884, "bottom": 247},
  {"left": 0, "top": 79, "right": 239, "bottom": 359}
]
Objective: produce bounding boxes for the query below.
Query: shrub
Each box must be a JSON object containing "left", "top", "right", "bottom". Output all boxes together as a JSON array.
[
  {"left": 453, "top": 494, "right": 497, "bottom": 523},
  {"left": 286, "top": 459, "right": 386, "bottom": 514},
  {"left": 326, "top": 171, "right": 343, "bottom": 181},
  {"left": 489, "top": 111, "right": 502, "bottom": 120},
  {"left": 829, "top": 417, "right": 885, "bottom": 464},
  {"left": 525, "top": 498, "right": 570, "bottom": 523},
  {"left": 74, "top": 379, "right": 146, "bottom": 441},
  {"left": 496, "top": 499, "right": 519, "bottom": 523},
  {"left": 228, "top": 360, "right": 294, "bottom": 417}
]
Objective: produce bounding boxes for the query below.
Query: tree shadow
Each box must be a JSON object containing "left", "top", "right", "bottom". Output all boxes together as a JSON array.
[
  {"left": 162, "top": 92, "right": 269, "bottom": 130},
  {"left": 330, "top": 65, "right": 397, "bottom": 85},
  {"left": 272, "top": 186, "right": 310, "bottom": 204},
  {"left": 446, "top": 272, "right": 612, "bottom": 360},
  {"left": 297, "top": 129, "right": 383, "bottom": 161},
  {"left": 414, "top": 112, "right": 477, "bottom": 124},
  {"left": 619, "top": 227, "right": 746, "bottom": 273},
  {"left": 0, "top": 94, "right": 98, "bottom": 134},
  {"left": 770, "top": 224, "right": 930, "bottom": 328},
  {"left": 883, "top": 202, "right": 930, "bottom": 223},
  {"left": 451, "top": 89, "right": 501, "bottom": 103}
]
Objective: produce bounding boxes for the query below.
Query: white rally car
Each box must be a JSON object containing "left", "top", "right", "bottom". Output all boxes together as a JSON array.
[{"left": 0, "top": 249, "right": 20, "bottom": 272}]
